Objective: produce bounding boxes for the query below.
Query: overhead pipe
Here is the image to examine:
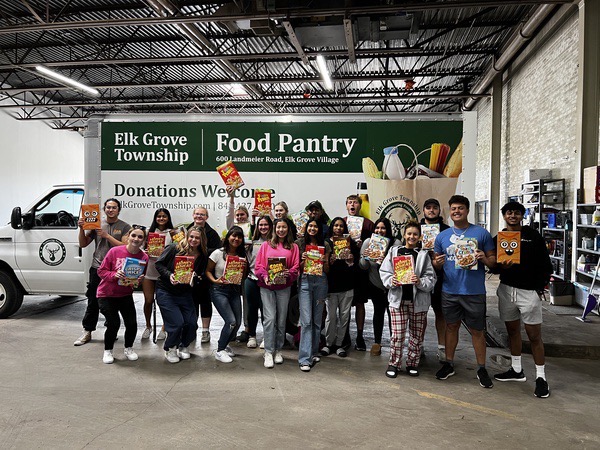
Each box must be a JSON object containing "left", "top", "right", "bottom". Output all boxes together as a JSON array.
[{"left": 464, "top": 4, "right": 556, "bottom": 110}]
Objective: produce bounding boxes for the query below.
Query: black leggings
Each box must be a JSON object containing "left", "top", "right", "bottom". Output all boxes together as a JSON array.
[
  {"left": 98, "top": 295, "right": 137, "bottom": 350},
  {"left": 193, "top": 279, "right": 213, "bottom": 319},
  {"left": 371, "top": 286, "right": 390, "bottom": 344}
]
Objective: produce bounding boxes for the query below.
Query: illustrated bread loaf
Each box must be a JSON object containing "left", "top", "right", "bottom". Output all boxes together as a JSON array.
[{"left": 443, "top": 140, "right": 463, "bottom": 178}]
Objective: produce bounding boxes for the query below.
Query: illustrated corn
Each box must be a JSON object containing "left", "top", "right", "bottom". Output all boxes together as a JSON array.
[{"left": 362, "top": 157, "right": 382, "bottom": 179}]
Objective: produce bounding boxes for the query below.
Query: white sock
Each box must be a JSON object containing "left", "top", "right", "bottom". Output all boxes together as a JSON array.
[
  {"left": 438, "top": 345, "right": 445, "bottom": 350},
  {"left": 536, "top": 364, "right": 546, "bottom": 380},
  {"left": 511, "top": 355, "right": 522, "bottom": 373}
]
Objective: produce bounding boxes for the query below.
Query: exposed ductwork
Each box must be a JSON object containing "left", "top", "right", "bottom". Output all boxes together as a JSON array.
[{"left": 463, "top": 4, "right": 557, "bottom": 110}]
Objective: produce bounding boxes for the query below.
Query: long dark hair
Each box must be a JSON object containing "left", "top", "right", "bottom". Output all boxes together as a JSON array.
[
  {"left": 252, "top": 215, "right": 273, "bottom": 241},
  {"left": 373, "top": 217, "right": 395, "bottom": 254},
  {"left": 270, "top": 218, "right": 295, "bottom": 250},
  {"left": 223, "top": 225, "right": 247, "bottom": 258},
  {"left": 149, "top": 208, "right": 174, "bottom": 232},
  {"left": 328, "top": 216, "right": 348, "bottom": 238},
  {"left": 304, "top": 219, "right": 325, "bottom": 246}
]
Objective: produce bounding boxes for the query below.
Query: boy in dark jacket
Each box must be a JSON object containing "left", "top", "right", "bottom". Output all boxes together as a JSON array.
[{"left": 492, "top": 201, "right": 552, "bottom": 398}]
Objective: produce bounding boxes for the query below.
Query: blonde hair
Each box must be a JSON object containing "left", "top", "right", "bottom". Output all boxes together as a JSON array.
[{"left": 177, "top": 226, "right": 207, "bottom": 256}]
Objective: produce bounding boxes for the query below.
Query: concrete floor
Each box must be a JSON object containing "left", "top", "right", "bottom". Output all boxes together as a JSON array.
[{"left": 1, "top": 293, "right": 600, "bottom": 449}]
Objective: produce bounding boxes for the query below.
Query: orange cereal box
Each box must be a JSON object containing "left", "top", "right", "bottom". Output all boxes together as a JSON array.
[
  {"left": 216, "top": 160, "right": 244, "bottom": 190},
  {"left": 497, "top": 231, "right": 521, "bottom": 264},
  {"left": 80, "top": 204, "right": 101, "bottom": 230},
  {"left": 254, "top": 189, "right": 272, "bottom": 215}
]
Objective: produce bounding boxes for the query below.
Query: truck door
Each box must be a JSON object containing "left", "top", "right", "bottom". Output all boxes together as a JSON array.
[{"left": 13, "top": 188, "right": 86, "bottom": 294}]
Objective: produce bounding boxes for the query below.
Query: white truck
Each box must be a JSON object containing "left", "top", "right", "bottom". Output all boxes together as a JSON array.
[{"left": 0, "top": 113, "right": 469, "bottom": 318}]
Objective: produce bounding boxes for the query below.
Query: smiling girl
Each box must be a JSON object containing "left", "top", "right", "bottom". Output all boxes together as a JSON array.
[
  {"left": 206, "top": 226, "right": 248, "bottom": 363},
  {"left": 359, "top": 217, "right": 400, "bottom": 356},
  {"left": 255, "top": 218, "right": 300, "bottom": 368},
  {"left": 155, "top": 226, "right": 207, "bottom": 363},
  {"left": 244, "top": 216, "right": 273, "bottom": 348},
  {"left": 295, "top": 219, "right": 331, "bottom": 371},
  {"left": 142, "top": 208, "right": 174, "bottom": 340},
  {"left": 379, "top": 220, "right": 436, "bottom": 378},
  {"left": 97, "top": 226, "right": 149, "bottom": 364}
]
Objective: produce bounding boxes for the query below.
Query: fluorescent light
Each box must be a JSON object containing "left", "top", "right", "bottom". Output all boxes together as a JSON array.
[
  {"left": 316, "top": 55, "right": 333, "bottom": 91},
  {"left": 228, "top": 83, "right": 249, "bottom": 97},
  {"left": 35, "top": 66, "right": 100, "bottom": 97}
]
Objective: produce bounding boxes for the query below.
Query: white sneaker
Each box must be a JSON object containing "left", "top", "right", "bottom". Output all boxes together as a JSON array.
[
  {"left": 259, "top": 339, "right": 265, "bottom": 349},
  {"left": 74, "top": 330, "right": 92, "bottom": 346},
  {"left": 141, "top": 327, "right": 152, "bottom": 339},
  {"left": 165, "top": 347, "right": 180, "bottom": 364},
  {"left": 264, "top": 352, "right": 274, "bottom": 368},
  {"left": 215, "top": 350, "right": 233, "bottom": 363},
  {"left": 247, "top": 337, "right": 257, "bottom": 348},
  {"left": 157, "top": 329, "right": 167, "bottom": 340},
  {"left": 103, "top": 350, "right": 114, "bottom": 364},
  {"left": 274, "top": 350, "right": 284, "bottom": 364},
  {"left": 201, "top": 331, "right": 211, "bottom": 343},
  {"left": 124, "top": 347, "right": 138, "bottom": 361},
  {"left": 225, "top": 345, "right": 236, "bottom": 357},
  {"left": 178, "top": 347, "right": 191, "bottom": 360}
]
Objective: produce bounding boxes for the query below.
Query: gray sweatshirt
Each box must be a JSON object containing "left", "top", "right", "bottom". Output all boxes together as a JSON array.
[{"left": 379, "top": 245, "right": 436, "bottom": 312}]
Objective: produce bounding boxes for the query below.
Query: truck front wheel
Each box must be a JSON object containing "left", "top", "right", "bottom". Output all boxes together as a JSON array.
[{"left": 0, "top": 271, "right": 24, "bottom": 319}]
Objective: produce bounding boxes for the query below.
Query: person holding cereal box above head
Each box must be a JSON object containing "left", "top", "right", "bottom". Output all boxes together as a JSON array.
[{"left": 432, "top": 195, "right": 496, "bottom": 388}]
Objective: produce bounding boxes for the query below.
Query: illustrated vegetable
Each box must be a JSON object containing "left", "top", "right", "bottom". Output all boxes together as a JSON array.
[
  {"left": 362, "top": 157, "right": 382, "bottom": 179},
  {"left": 443, "top": 140, "right": 463, "bottom": 178}
]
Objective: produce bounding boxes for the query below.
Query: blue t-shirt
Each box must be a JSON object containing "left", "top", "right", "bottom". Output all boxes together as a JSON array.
[{"left": 433, "top": 224, "right": 495, "bottom": 295}]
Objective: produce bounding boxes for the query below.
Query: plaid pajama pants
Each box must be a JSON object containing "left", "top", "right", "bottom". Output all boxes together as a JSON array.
[{"left": 388, "top": 302, "right": 428, "bottom": 368}]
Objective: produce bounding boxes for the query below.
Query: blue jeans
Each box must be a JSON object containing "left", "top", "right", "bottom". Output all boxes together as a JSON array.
[
  {"left": 210, "top": 284, "right": 242, "bottom": 352},
  {"left": 156, "top": 288, "right": 198, "bottom": 351},
  {"left": 260, "top": 286, "right": 291, "bottom": 353},
  {"left": 298, "top": 274, "right": 328, "bottom": 365}
]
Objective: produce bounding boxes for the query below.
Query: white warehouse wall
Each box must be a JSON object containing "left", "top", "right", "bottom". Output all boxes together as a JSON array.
[
  {"left": 0, "top": 111, "right": 83, "bottom": 222},
  {"left": 476, "top": 10, "right": 580, "bottom": 206}
]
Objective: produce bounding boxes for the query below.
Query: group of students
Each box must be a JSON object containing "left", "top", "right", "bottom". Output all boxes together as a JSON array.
[{"left": 72, "top": 192, "right": 551, "bottom": 398}]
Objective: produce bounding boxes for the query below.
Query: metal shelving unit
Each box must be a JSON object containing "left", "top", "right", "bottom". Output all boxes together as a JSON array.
[
  {"left": 542, "top": 227, "right": 570, "bottom": 280},
  {"left": 574, "top": 203, "right": 600, "bottom": 310},
  {"left": 520, "top": 179, "right": 566, "bottom": 229}
]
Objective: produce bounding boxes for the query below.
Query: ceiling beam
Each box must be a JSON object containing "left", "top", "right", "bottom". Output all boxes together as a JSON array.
[
  {"left": 281, "top": 20, "right": 309, "bottom": 65},
  {"left": 343, "top": 18, "right": 356, "bottom": 65},
  {"left": 0, "top": 1, "right": 574, "bottom": 35},
  {"left": 0, "top": 48, "right": 496, "bottom": 71}
]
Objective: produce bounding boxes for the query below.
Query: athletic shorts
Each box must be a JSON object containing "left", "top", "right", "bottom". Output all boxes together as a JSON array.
[
  {"left": 496, "top": 283, "right": 542, "bottom": 325},
  {"left": 441, "top": 292, "right": 486, "bottom": 331}
]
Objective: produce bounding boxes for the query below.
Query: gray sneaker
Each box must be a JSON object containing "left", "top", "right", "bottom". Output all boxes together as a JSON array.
[
  {"left": 201, "top": 331, "right": 211, "bottom": 343},
  {"left": 74, "top": 330, "right": 92, "bottom": 346}
]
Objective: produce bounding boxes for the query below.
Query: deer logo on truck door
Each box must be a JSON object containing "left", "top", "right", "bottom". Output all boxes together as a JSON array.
[{"left": 39, "top": 238, "right": 66, "bottom": 266}]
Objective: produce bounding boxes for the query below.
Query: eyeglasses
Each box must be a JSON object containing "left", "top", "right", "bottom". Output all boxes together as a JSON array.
[{"left": 132, "top": 224, "right": 147, "bottom": 231}]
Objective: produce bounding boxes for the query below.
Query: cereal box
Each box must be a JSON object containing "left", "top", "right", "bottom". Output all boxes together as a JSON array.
[
  {"left": 118, "top": 257, "right": 147, "bottom": 287},
  {"left": 454, "top": 238, "right": 478, "bottom": 270},
  {"left": 346, "top": 216, "right": 364, "bottom": 242},
  {"left": 497, "top": 231, "right": 521, "bottom": 264},
  {"left": 254, "top": 189, "right": 272, "bottom": 215},
  {"left": 393, "top": 255, "right": 414, "bottom": 285},
  {"left": 304, "top": 245, "right": 325, "bottom": 276},
  {"left": 216, "top": 160, "right": 244, "bottom": 190},
  {"left": 80, "top": 203, "right": 101, "bottom": 230},
  {"left": 174, "top": 255, "right": 195, "bottom": 284},
  {"left": 267, "top": 257, "right": 287, "bottom": 285},
  {"left": 364, "top": 234, "right": 390, "bottom": 265},
  {"left": 223, "top": 255, "right": 246, "bottom": 285},
  {"left": 147, "top": 232, "right": 166, "bottom": 258},
  {"left": 421, "top": 224, "right": 440, "bottom": 250}
]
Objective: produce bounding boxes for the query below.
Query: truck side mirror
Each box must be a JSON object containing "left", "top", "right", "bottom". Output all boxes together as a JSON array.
[{"left": 10, "top": 207, "right": 22, "bottom": 229}]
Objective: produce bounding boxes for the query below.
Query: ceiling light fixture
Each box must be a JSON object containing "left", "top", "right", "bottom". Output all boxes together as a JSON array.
[
  {"left": 316, "top": 55, "right": 333, "bottom": 91},
  {"left": 228, "top": 83, "right": 249, "bottom": 97},
  {"left": 35, "top": 66, "right": 100, "bottom": 97}
]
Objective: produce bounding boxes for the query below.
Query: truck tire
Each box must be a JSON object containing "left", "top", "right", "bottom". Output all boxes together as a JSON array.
[{"left": 0, "top": 271, "right": 24, "bottom": 319}]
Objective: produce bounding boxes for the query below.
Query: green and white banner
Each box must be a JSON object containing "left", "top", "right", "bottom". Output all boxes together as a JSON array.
[{"left": 100, "top": 120, "right": 463, "bottom": 235}]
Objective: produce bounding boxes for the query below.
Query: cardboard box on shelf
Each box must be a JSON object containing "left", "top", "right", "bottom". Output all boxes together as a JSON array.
[
  {"left": 523, "top": 169, "right": 551, "bottom": 182},
  {"left": 583, "top": 166, "right": 600, "bottom": 204}
]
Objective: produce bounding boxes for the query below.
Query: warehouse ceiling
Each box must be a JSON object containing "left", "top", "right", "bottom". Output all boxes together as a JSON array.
[{"left": 0, "top": 0, "right": 573, "bottom": 129}]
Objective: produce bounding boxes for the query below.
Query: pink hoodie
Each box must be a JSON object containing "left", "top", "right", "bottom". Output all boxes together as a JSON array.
[
  {"left": 97, "top": 245, "right": 149, "bottom": 298},
  {"left": 254, "top": 241, "right": 300, "bottom": 290}
]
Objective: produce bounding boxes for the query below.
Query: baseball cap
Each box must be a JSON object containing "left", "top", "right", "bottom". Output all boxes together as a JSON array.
[{"left": 423, "top": 198, "right": 440, "bottom": 208}]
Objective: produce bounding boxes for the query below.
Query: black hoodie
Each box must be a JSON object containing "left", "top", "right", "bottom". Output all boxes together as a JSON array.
[{"left": 492, "top": 226, "right": 553, "bottom": 291}]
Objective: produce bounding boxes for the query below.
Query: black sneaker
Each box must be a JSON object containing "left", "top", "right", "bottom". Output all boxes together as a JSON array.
[
  {"left": 320, "top": 346, "right": 331, "bottom": 356},
  {"left": 236, "top": 330, "right": 249, "bottom": 343},
  {"left": 534, "top": 377, "right": 550, "bottom": 398},
  {"left": 477, "top": 367, "right": 494, "bottom": 388},
  {"left": 494, "top": 367, "right": 527, "bottom": 382},
  {"left": 385, "top": 365, "right": 399, "bottom": 378},
  {"left": 435, "top": 362, "right": 455, "bottom": 380},
  {"left": 354, "top": 335, "right": 366, "bottom": 351},
  {"left": 336, "top": 347, "right": 347, "bottom": 358},
  {"left": 406, "top": 366, "right": 419, "bottom": 377}
]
